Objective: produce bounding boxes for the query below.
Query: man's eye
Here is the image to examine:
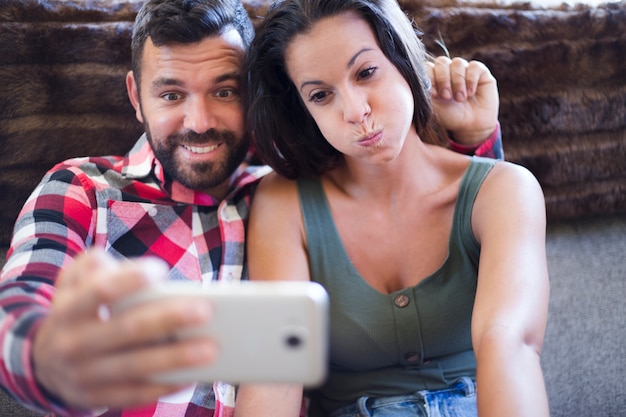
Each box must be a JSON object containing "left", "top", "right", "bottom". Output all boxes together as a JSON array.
[
  {"left": 216, "top": 89, "right": 238, "bottom": 99},
  {"left": 162, "top": 92, "right": 182, "bottom": 101}
]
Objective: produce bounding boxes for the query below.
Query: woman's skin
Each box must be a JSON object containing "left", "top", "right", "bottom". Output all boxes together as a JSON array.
[{"left": 236, "top": 10, "right": 549, "bottom": 417}]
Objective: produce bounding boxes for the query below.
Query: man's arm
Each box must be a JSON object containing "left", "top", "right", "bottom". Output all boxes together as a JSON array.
[
  {"left": 427, "top": 57, "right": 504, "bottom": 159},
  {"left": 0, "top": 167, "right": 95, "bottom": 414},
  {"left": 0, "top": 166, "right": 215, "bottom": 415},
  {"left": 448, "top": 122, "right": 503, "bottom": 160}
]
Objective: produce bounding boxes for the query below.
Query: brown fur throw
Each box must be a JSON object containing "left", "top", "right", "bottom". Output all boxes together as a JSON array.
[{"left": 1, "top": 0, "right": 625, "bottom": 247}]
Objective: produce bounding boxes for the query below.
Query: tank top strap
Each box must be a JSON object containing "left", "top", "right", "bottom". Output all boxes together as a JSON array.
[
  {"left": 296, "top": 177, "right": 345, "bottom": 275},
  {"left": 297, "top": 176, "right": 330, "bottom": 234},
  {"left": 453, "top": 156, "right": 497, "bottom": 257}
]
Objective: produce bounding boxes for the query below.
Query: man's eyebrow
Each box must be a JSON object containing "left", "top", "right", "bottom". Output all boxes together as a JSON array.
[
  {"left": 299, "top": 48, "right": 374, "bottom": 91},
  {"left": 152, "top": 77, "right": 182, "bottom": 90},
  {"left": 150, "top": 72, "right": 240, "bottom": 91},
  {"left": 214, "top": 71, "right": 241, "bottom": 84}
]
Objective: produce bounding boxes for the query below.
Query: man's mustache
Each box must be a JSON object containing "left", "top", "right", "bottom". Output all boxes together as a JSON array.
[{"left": 171, "top": 129, "right": 236, "bottom": 145}]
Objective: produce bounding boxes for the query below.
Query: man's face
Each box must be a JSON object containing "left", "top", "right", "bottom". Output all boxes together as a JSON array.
[{"left": 128, "top": 29, "right": 249, "bottom": 197}]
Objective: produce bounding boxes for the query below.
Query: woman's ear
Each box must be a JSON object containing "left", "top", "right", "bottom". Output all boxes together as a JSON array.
[{"left": 126, "top": 70, "right": 144, "bottom": 123}]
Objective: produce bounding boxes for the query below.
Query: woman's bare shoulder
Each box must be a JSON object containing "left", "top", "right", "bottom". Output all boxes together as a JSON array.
[
  {"left": 256, "top": 171, "right": 298, "bottom": 195},
  {"left": 252, "top": 172, "right": 302, "bottom": 219},
  {"left": 473, "top": 160, "right": 546, "bottom": 239},
  {"left": 484, "top": 160, "right": 542, "bottom": 194}
]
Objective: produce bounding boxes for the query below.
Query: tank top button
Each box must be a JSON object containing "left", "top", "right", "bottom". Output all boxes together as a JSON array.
[
  {"left": 394, "top": 294, "right": 410, "bottom": 308},
  {"left": 405, "top": 352, "right": 421, "bottom": 362}
]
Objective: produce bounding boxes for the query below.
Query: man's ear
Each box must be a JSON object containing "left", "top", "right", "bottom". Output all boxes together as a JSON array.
[{"left": 126, "top": 70, "right": 144, "bottom": 123}]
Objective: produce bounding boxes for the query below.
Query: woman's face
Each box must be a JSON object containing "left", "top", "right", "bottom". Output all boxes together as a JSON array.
[{"left": 285, "top": 11, "right": 416, "bottom": 165}]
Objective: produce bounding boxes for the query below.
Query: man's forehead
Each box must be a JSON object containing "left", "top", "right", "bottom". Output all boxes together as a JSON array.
[
  {"left": 142, "top": 30, "right": 245, "bottom": 72},
  {"left": 145, "top": 26, "right": 245, "bottom": 57}
]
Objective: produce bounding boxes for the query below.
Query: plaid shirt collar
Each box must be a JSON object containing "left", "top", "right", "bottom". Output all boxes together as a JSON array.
[{"left": 121, "top": 134, "right": 271, "bottom": 205}]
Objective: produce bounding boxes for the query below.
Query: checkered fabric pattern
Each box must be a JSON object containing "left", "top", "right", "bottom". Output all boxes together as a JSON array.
[
  {"left": 0, "top": 135, "right": 269, "bottom": 416},
  {"left": 448, "top": 122, "right": 503, "bottom": 160}
]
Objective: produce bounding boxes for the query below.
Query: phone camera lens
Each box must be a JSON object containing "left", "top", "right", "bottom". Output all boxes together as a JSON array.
[{"left": 285, "top": 334, "right": 303, "bottom": 348}]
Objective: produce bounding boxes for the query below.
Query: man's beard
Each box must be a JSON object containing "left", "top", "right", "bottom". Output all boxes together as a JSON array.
[{"left": 146, "top": 126, "right": 250, "bottom": 193}]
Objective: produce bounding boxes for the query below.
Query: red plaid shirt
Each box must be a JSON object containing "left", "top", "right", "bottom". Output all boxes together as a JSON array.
[
  {"left": 0, "top": 135, "right": 270, "bottom": 417},
  {"left": 0, "top": 126, "right": 501, "bottom": 417}
]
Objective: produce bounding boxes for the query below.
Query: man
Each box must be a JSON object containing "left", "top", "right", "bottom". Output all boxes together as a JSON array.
[{"left": 0, "top": 0, "right": 502, "bottom": 415}]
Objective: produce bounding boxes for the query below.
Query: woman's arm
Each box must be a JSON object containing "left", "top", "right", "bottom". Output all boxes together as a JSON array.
[
  {"left": 471, "top": 162, "right": 550, "bottom": 417},
  {"left": 235, "top": 173, "right": 309, "bottom": 417},
  {"left": 235, "top": 384, "right": 304, "bottom": 417}
]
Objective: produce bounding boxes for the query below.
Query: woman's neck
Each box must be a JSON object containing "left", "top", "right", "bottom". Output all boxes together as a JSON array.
[{"left": 325, "top": 137, "right": 445, "bottom": 201}]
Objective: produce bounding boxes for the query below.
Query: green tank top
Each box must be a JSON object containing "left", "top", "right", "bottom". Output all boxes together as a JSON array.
[{"left": 297, "top": 157, "right": 496, "bottom": 414}]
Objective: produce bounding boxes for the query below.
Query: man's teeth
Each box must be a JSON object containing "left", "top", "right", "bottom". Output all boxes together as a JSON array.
[{"left": 183, "top": 144, "right": 219, "bottom": 154}]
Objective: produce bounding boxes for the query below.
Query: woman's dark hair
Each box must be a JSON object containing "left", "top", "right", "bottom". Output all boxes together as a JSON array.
[
  {"left": 244, "top": 0, "right": 446, "bottom": 179},
  {"left": 131, "top": 0, "right": 254, "bottom": 85}
]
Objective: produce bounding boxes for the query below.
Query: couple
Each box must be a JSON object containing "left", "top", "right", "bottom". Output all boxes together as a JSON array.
[{"left": 0, "top": 0, "right": 548, "bottom": 416}]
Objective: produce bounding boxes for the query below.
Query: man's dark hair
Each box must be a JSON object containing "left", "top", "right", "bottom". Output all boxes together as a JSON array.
[
  {"left": 131, "top": 0, "right": 254, "bottom": 84},
  {"left": 245, "top": 0, "right": 446, "bottom": 179}
]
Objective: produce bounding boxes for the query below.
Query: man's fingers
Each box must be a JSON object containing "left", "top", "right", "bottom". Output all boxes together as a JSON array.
[
  {"left": 65, "top": 381, "right": 184, "bottom": 412},
  {"left": 429, "top": 56, "right": 453, "bottom": 100},
  {"left": 55, "top": 331, "right": 217, "bottom": 410},
  {"left": 53, "top": 373, "right": 191, "bottom": 411},
  {"left": 52, "top": 250, "right": 122, "bottom": 325},
  {"left": 75, "top": 337, "right": 218, "bottom": 389},
  {"left": 465, "top": 60, "right": 495, "bottom": 98},
  {"left": 56, "top": 248, "right": 117, "bottom": 290},
  {"left": 75, "top": 295, "right": 214, "bottom": 356},
  {"left": 449, "top": 57, "right": 470, "bottom": 101},
  {"left": 429, "top": 57, "right": 497, "bottom": 104},
  {"left": 430, "top": 56, "right": 473, "bottom": 102},
  {"left": 54, "top": 252, "right": 168, "bottom": 322}
]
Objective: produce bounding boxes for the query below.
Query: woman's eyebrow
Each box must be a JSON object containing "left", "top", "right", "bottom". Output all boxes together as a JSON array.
[
  {"left": 299, "top": 48, "right": 375, "bottom": 91},
  {"left": 347, "top": 48, "right": 374, "bottom": 69}
]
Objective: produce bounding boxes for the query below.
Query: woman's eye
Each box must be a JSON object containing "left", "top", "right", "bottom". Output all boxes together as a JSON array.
[
  {"left": 310, "top": 91, "right": 330, "bottom": 103},
  {"left": 357, "top": 66, "right": 377, "bottom": 80}
]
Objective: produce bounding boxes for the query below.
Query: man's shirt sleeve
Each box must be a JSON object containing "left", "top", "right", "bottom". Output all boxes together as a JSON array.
[
  {"left": 448, "top": 122, "right": 504, "bottom": 160},
  {"left": 0, "top": 165, "right": 97, "bottom": 416}
]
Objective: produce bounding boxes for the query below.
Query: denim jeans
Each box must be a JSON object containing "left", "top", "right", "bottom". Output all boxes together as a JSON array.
[{"left": 328, "top": 377, "right": 477, "bottom": 417}]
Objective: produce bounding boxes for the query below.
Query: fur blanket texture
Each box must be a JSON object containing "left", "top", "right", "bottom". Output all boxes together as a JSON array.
[{"left": 1, "top": 0, "right": 625, "bottom": 246}]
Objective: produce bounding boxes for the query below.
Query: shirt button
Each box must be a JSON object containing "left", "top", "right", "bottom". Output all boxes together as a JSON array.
[
  {"left": 394, "top": 294, "right": 410, "bottom": 308},
  {"left": 405, "top": 352, "right": 421, "bottom": 363},
  {"left": 148, "top": 207, "right": 158, "bottom": 217}
]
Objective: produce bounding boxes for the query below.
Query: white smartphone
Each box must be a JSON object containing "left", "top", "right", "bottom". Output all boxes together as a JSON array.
[{"left": 111, "top": 280, "right": 329, "bottom": 387}]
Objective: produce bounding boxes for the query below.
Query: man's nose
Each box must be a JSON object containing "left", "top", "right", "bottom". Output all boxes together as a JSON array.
[{"left": 184, "top": 97, "right": 218, "bottom": 133}]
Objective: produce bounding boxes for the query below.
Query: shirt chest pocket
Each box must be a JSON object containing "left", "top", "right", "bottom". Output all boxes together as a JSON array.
[{"left": 106, "top": 201, "right": 201, "bottom": 281}]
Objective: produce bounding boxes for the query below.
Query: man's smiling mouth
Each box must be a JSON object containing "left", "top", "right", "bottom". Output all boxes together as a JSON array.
[{"left": 183, "top": 143, "right": 220, "bottom": 154}]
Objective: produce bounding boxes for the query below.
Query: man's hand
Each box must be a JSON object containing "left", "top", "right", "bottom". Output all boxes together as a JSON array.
[
  {"left": 32, "top": 249, "right": 217, "bottom": 412},
  {"left": 427, "top": 56, "right": 499, "bottom": 145}
]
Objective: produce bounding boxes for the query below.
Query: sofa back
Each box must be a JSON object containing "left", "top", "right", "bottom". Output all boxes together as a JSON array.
[{"left": 1, "top": 0, "right": 626, "bottom": 247}]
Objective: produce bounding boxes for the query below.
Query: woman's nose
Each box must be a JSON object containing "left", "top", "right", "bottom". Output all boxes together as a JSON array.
[{"left": 342, "top": 92, "right": 371, "bottom": 124}]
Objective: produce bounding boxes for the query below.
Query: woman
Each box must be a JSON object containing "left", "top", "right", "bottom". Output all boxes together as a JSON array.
[{"left": 236, "top": 0, "right": 549, "bottom": 416}]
